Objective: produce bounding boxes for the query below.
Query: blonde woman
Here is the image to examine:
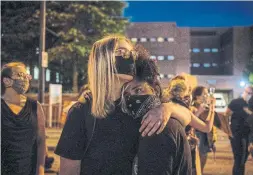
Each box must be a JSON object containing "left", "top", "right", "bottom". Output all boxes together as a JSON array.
[
  {"left": 1, "top": 62, "right": 46, "bottom": 175},
  {"left": 55, "top": 35, "right": 180, "bottom": 175}
]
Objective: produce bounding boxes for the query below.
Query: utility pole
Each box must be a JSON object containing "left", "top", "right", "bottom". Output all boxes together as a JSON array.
[{"left": 38, "top": 1, "right": 47, "bottom": 103}]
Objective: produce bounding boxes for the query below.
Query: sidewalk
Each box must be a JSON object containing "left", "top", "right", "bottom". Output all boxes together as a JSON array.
[{"left": 45, "top": 128, "right": 253, "bottom": 175}]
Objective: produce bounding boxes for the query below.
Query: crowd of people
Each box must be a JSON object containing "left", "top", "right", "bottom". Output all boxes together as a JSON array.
[{"left": 1, "top": 35, "right": 253, "bottom": 175}]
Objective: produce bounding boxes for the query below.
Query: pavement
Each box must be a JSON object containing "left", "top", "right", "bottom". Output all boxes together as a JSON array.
[{"left": 45, "top": 128, "right": 253, "bottom": 175}]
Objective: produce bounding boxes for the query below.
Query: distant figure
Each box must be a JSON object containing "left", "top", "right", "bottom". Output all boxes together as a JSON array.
[
  {"left": 224, "top": 85, "right": 252, "bottom": 175},
  {"left": 1, "top": 62, "right": 46, "bottom": 175}
]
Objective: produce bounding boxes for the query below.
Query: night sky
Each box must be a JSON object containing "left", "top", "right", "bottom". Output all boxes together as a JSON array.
[{"left": 124, "top": 1, "right": 253, "bottom": 27}]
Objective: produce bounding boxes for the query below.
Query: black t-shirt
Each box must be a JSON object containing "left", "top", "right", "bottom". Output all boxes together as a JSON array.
[
  {"left": 228, "top": 98, "right": 249, "bottom": 136},
  {"left": 137, "top": 118, "right": 192, "bottom": 175},
  {"left": 55, "top": 100, "right": 140, "bottom": 175}
]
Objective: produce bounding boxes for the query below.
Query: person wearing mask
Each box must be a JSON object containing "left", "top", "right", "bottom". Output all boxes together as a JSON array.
[
  {"left": 55, "top": 35, "right": 182, "bottom": 175},
  {"left": 224, "top": 85, "right": 252, "bottom": 175},
  {"left": 1, "top": 62, "right": 46, "bottom": 175},
  {"left": 191, "top": 86, "right": 218, "bottom": 174}
]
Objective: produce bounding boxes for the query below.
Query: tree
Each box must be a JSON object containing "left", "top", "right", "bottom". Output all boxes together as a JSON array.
[{"left": 1, "top": 1, "right": 128, "bottom": 92}]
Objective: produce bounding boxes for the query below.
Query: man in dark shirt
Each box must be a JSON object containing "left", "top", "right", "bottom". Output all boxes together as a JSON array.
[{"left": 224, "top": 86, "right": 252, "bottom": 175}]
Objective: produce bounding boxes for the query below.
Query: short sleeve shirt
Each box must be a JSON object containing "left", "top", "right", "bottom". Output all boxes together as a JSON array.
[
  {"left": 228, "top": 98, "right": 249, "bottom": 136},
  {"left": 55, "top": 101, "right": 140, "bottom": 175}
]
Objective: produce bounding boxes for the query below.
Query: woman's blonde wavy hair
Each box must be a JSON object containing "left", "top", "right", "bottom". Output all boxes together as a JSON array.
[
  {"left": 164, "top": 75, "right": 190, "bottom": 100},
  {"left": 88, "top": 34, "right": 132, "bottom": 118}
]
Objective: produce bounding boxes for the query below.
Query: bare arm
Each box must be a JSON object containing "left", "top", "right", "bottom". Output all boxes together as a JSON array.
[
  {"left": 36, "top": 102, "right": 46, "bottom": 175},
  {"left": 59, "top": 157, "right": 81, "bottom": 175}
]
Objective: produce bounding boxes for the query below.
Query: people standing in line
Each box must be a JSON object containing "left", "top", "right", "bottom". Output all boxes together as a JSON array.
[
  {"left": 55, "top": 35, "right": 183, "bottom": 175},
  {"left": 224, "top": 85, "right": 252, "bottom": 175},
  {"left": 1, "top": 62, "right": 46, "bottom": 175},
  {"left": 191, "top": 86, "right": 218, "bottom": 174}
]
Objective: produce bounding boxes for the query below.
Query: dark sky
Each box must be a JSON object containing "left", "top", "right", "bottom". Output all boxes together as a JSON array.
[{"left": 124, "top": 1, "right": 253, "bottom": 27}]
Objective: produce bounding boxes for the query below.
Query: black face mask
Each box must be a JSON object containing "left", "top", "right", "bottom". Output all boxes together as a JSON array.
[
  {"left": 115, "top": 56, "right": 136, "bottom": 76},
  {"left": 124, "top": 95, "right": 161, "bottom": 119}
]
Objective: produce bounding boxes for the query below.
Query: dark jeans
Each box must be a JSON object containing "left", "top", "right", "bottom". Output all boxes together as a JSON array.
[{"left": 229, "top": 135, "right": 249, "bottom": 175}]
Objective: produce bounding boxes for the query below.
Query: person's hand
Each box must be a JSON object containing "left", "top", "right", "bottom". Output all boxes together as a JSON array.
[
  {"left": 209, "top": 97, "right": 216, "bottom": 109},
  {"left": 139, "top": 103, "right": 172, "bottom": 137}
]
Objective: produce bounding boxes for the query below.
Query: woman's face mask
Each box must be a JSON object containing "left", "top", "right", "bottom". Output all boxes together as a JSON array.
[{"left": 125, "top": 94, "right": 161, "bottom": 119}]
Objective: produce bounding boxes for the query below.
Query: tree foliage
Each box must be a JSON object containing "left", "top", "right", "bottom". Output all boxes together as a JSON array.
[{"left": 1, "top": 1, "right": 128, "bottom": 92}]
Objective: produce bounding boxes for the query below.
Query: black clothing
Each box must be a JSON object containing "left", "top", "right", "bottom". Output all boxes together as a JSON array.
[
  {"left": 137, "top": 118, "right": 192, "bottom": 175},
  {"left": 55, "top": 100, "right": 140, "bottom": 175},
  {"left": 228, "top": 98, "right": 250, "bottom": 175},
  {"left": 228, "top": 98, "right": 250, "bottom": 136},
  {"left": 1, "top": 98, "right": 38, "bottom": 175}
]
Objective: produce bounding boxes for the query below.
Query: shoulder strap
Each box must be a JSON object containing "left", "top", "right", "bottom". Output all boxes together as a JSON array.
[{"left": 83, "top": 97, "right": 96, "bottom": 155}]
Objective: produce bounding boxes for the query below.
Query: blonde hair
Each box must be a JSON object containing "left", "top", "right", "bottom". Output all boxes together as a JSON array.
[
  {"left": 164, "top": 75, "right": 188, "bottom": 100},
  {"left": 88, "top": 34, "right": 132, "bottom": 118}
]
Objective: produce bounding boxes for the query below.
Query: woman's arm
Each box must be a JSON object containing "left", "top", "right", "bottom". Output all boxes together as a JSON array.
[
  {"left": 36, "top": 102, "right": 46, "bottom": 175},
  {"left": 189, "top": 98, "right": 216, "bottom": 133}
]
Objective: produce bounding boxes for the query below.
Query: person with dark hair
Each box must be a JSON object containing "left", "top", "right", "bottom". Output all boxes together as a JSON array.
[
  {"left": 1, "top": 62, "right": 46, "bottom": 175},
  {"left": 55, "top": 35, "right": 185, "bottom": 175},
  {"left": 224, "top": 85, "right": 252, "bottom": 175},
  {"left": 191, "top": 86, "right": 218, "bottom": 174}
]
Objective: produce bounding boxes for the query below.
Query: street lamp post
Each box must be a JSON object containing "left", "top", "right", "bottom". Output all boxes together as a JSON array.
[{"left": 38, "top": 1, "right": 46, "bottom": 103}]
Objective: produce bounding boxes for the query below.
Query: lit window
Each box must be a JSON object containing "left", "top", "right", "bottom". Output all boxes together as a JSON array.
[
  {"left": 150, "top": 38, "right": 156, "bottom": 42},
  {"left": 167, "top": 37, "right": 174, "bottom": 42},
  {"left": 140, "top": 38, "right": 147, "bottom": 42},
  {"left": 167, "top": 74, "right": 174, "bottom": 78},
  {"left": 26, "top": 66, "right": 30, "bottom": 74},
  {"left": 211, "top": 48, "right": 219, "bottom": 52},
  {"left": 34, "top": 66, "right": 39, "bottom": 80},
  {"left": 203, "top": 63, "right": 211, "bottom": 68},
  {"left": 212, "top": 63, "right": 218, "bottom": 67},
  {"left": 157, "top": 56, "right": 165, "bottom": 60},
  {"left": 167, "top": 56, "right": 175, "bottom": 60},
  {"left": 204, "top": 48, "right": 211, "bottom": 52},
  {"left": 56, "top": 72, "right": 60, "bottom": 83},
  {"left": 192, "top": 63, "right": 200, "bottom": 67},
  {"left": 150, "top": 55, "right": 156, "bottom": 60},
  {"left": 160, "top": 74, "right": 164, "bottom": 78},
  {"left": 192, "top": 48, "right": 200, "bottom": 53},
  {"left": 46, "top": 69, "right": 50, "bottom": 82},
  {"left": 131, "top": 38, "right": 137, "bottom": 42},
  {"left": 157, "top": 37, "right": 164, "bottom": 42}
]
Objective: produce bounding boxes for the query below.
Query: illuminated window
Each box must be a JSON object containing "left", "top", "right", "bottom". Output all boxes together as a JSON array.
[
  {"left": 204, "top": 48, "right": 211, "bottom": 52},
  {"left": 150, "top": 55, "right": 156, "bottom": 60},
  {"left": 150, "top": 38, "right": 156, "bottom": 42},
  {"left": 212, "top": 63, "right": 218, "bottom": 67},
  {"left": 131, "top": 38, "right": 137, "bottom": 42},
  {"left": 192, "top": 63, "right": 200, "bottom": 67},
  {"left": 167, "top": 74, "right": 174, "bottom": 78},
  {"left": 192, "top": 48, "right": 200, "bottom": 53},
  {"left": 157, "top": 56, "right": 164, "bottom": 60},
  {"left": 203, "top": 63, "right": 211, "bottom": 68},
  {"left": 211, "top": 48, "right": 219, "bottom": 52},
  {"left": 167, "top": 56, "right": 175, "bottom": 60},
  {"left": 157, "top": 37, "right": 164, "bottom": 42},
  {"left": 26, "top": 66, "right": 30, "bottom": 74},
  {"left": 167, "top": 37, "right": 174, "bottom": 42},
  {"left": 56, "top": 72, "right": 60, "bottom": 83},
  {"left": 160, "top": 74, "right": 164, "bottom": 78},
  {"left": 46, "top": 69, "right": 50, "bottom": 82},
  {"left": 34, "top": 66, "right": 39, "bottom": 80},
  {"left": 140, "top": 38, "right": 147, "bottom": 42}
]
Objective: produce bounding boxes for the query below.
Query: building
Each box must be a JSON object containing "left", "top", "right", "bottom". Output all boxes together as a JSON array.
[{"left": 126, "top": 22, "right": 253, "bottom": 103}]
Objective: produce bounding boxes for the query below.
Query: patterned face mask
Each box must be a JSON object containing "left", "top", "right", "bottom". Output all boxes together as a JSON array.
[
  {"left": 124, "top": 94, "right": 161, "bottom": 119},
  {"left": 11, "top": 78, "right": 30, "bottom": 94}
]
